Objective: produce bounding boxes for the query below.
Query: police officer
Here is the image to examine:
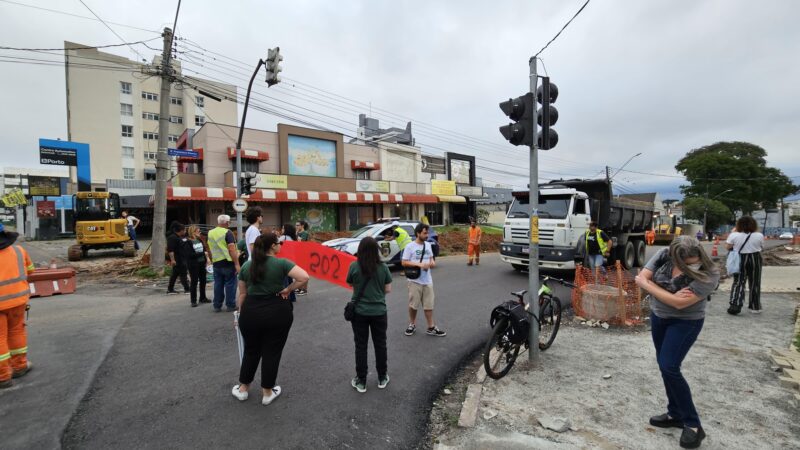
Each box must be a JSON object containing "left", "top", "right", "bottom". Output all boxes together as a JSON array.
[{"left": 384, "top": 221, "right": 412, "bottom": 252}]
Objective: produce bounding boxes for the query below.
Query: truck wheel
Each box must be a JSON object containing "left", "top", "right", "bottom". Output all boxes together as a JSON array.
[
  {"left": 512, "top": 264, "right": 527, "bottom": 272},
  {"left": 123, "top": 240, "right": 137, "bottom": 257},
  {"left": 623, "top": 241, "right": 636, "bottom": 270},
  {"left": 634, "top": 240, "right": 646, "bottom": 267},
  {"left": 68, "top": 245, "right": 83, "bottom": 261}
]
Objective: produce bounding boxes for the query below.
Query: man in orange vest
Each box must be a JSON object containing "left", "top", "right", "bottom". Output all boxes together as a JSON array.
[
  {"left": 0, "top": 223, "right": 35, "bottom": 388},
  {"left": 467, "top": 217, "right": 482, "bottom": 266}
]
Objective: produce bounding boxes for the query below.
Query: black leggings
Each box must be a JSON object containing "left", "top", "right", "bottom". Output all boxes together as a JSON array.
[
  {"left": 238, "top": 295, "right": 294, "bottom": 389},
  {"left": 351, "top": 313, "right": 388, "bottom": 382},
  {"left": 729, "top": 252, "right": 763, "bottom": 310},
  {"left": 188, "top": 263, "right": 207, "bottom": 304}
]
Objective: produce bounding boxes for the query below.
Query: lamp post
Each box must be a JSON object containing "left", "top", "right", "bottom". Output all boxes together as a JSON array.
[
  {"left": 609, "top": 152, "right": 642, "bottom": 180},
  {"left": 704, "top": 188, "right": 733, "bottom": 236}
]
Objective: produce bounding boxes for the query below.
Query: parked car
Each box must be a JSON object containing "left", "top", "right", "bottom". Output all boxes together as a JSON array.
[
  {"left": 778, "top": 232, "right": 794, "bottom": 240},
  {"left": 323, "top": 220, "right": 440, "bottom": 265}
]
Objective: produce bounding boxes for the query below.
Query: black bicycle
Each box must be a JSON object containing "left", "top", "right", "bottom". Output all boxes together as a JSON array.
[{"left": 483, "top": 276, "right": 575, "bottom": 380}]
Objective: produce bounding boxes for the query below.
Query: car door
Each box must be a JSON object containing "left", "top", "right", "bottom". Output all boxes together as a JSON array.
[{"left": 376, "top": 226, "right": 395, "bottom": 262}]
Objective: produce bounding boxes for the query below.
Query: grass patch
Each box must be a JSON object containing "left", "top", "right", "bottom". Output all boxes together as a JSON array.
[
  {"left": 135, "top": 267, "right": 160, "bottom": 278},
  {"left": 436, "top": 225, "right": 503, "bottom": 235}
]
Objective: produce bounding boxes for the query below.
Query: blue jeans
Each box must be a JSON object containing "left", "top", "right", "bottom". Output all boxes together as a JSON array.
[
  {"left": 650, "top": 313, "right": 704, "bottom": 428},
  {"left": 213, "top": 264, "right": 238, "bottom": 309},
  {"left": 587, "top": 254, "right": 604, "bottom": 269},
  {"left": 127, "top": 225, "right": 139, "bottom": 250}
]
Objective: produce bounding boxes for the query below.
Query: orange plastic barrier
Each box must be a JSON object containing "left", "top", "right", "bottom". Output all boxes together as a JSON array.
[
  {"left": 28, "top": 267, "right": 77, "bottom": 298},
  {"left": 278, "top": 241, "right": 357, "bottom": 290},
  {"left": 571, "top": 261, "right": 642, "bottom": 326}
]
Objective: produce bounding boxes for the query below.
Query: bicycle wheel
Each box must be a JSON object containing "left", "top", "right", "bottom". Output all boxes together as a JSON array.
[
  {"left": 483, "top": 317, "right": 521, "bottom": 380},
  {"left": 538, "top": 295, "right": 562, "bottom": 351}
]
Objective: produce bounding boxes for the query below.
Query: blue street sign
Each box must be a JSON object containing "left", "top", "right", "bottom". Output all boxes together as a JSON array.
[{"left": 167, "top": 148, "right": 199, "bottom": 158}]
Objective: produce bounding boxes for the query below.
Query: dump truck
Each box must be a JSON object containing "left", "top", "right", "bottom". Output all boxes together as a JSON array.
[{"left": 500, "top": 178, "right": 655, "bottom": 271}]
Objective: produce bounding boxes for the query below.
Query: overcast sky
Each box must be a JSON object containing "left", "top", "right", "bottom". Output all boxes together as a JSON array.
[{"left": 1, "top": 0, "right": 798, "bottom": 199}]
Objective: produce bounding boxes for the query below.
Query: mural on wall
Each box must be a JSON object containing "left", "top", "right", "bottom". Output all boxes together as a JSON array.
[
  {"left": 290, "top": 203, "right": 337, "bottom": 231},
  {"left": 288, "top": 135, "right": 337, "bottom": 177}
]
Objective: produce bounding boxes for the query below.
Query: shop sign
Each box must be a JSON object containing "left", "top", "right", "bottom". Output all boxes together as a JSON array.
[
  {"left": 29, "top": 176, "right": 62, "bottom": 196},
  {"left": 456, "top": 185, "right": 483, "bottom": 197},
  {"left": 37, "top": 200, "right": 56, "bottom": 218},
  {"left": 421, "top": 155, "right": 446, "bottom": 174},
  {"left": 355, "top": 180, "right": 390, "bottom": 193},
  {"left": 431, "top": 180, "right": 456, "bottom": 196},
  {"left": 255, "top": 174, "right": 288, "bottom": 189}
]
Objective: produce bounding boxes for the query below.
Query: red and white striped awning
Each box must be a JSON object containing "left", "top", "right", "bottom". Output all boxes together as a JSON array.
[
  {"left": 227, "top": 147, "right": 269, "bottom": 161},
  {"left": 351, "top": 160, "right": 381, "bottom": 170},
  {"left": 164, "top": 187, "right": 437, "bottom": 204}
]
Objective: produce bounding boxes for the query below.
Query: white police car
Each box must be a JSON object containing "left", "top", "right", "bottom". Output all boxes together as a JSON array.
[{"left": 323, "top": 219, "right": 439, "bottom": 265}]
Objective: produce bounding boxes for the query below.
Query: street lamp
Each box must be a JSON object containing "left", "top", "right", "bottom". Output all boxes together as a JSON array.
[
  {"left": 703, "top": 188, "right": 733, "bottom": 236},
  {"left": 609, "top": 152, "right": 642, "bottom": 180}
]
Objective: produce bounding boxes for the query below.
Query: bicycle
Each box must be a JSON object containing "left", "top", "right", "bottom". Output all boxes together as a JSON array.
[{"left": 483, "top": 275, "right": 576, "bottom": 380}]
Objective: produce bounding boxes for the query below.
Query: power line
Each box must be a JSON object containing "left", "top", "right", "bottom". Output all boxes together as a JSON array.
[
  {"left": 533, "top": 0, "right": 592, "bottom": 58},
  {"left": 0, "top": 37, "right": 160, "bottom": 51},
  {"left": 77, "top": 0, "right": 147, "bottom": 61},
  {"left": 0, "top": 0, "right": 160, "bottom": 33}
]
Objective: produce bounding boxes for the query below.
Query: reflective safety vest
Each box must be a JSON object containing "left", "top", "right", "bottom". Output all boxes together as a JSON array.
[
  {"left": 395, "top": 227, "right": 412, "bottom": 251},
  {"left": 585, "top": 229, "right": 608, "bottom": 256},
  {"left": 0, "top": 245, "right": 34, "bottom": 311},
  {"left": 208, "top": 227, "right": 233, "bottom": 263}
]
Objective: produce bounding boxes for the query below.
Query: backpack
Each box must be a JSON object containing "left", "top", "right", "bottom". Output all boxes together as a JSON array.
[{"left": 490, "top": 301, "right": 530, "bottom": 344}]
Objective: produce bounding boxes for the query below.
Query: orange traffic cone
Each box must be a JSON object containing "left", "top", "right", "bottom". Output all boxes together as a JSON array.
[{"left": 711, "top": 242, "right": 718, "bottom": 256}]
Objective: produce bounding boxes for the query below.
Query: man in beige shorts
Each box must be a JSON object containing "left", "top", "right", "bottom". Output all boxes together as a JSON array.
[{"left": 402, "top": 223, "right": 446, "bottom": 337}]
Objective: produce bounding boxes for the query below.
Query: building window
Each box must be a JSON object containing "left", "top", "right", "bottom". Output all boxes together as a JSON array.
[
  {"left": 142, "top": 112, "right": 159, "bottom": 121},
  {"left": 122, "top": 168, "right": 135, "bottom": 180},
  {"left": 120, "top": 81, "right": 132, "bottom": 94},
  {"left": 144, "top": 171, "right": 156, "bottom": 180},
  {"left": 354, "top": 169, "right": 370, "bottom": 180},
  {"left": 142, "top": 91, "right": 158, "bottom": 101},
  {"left": 233, "top": 159, "right": 260, "bottom": 173},
  {"left": 122, "top": 146, "right": 134, "bottom": 158},
  {"left": 143, "top": 132, "right": 158, "bottom": 140},
  {"left": 120, "top": 103, "right": 133, "bottom": 116},
  {"left": 168, "top": 135, "right": 178, "bottom": 144},
  {"left": 121, "top": 125, "right": 133, "bottom": 137},
  {"left": 144, "top": 150, "right": 157, "bottom": 161},
  {"left": 195, "top": 96, "right": 204, "bottom": 107},
  {"left": 195, "top": 115, "right": 205, "bottom": 126},
  {"left": 169, "top": 115, "right": 183, "bottom": 124},
  {"left": 170, "top": 96, "right": 182, "bottom": 105}
]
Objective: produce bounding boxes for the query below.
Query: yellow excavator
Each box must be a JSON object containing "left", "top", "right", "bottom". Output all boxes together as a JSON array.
[{"left": 67, "top": 191, "right": 136, "bottom": 261}]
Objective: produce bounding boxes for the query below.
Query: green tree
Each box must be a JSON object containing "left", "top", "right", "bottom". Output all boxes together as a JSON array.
[
  {"left": 681, "top": 197, "right": 731, "bottom": 231},
  {"left": 675, "top": 142, "right": 798, "bottom": 216}
]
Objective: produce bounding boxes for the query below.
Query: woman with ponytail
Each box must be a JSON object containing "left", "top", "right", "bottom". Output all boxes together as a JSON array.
[{"left": 231, "top": 233, "right": 309, "bottom": 406}]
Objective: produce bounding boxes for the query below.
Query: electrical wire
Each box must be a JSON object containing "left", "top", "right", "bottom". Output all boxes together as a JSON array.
[
  {"left": 0, "top": 0, "right": 160, "bottom": 34},
  {"left": 0, "top": 37, "right": 160, "bottom": 51},
  {"left": 533, "top": 0, "right": 592, "bottom": 58},
  {"left": 76, "top": 0, "right": 147, "bottom": 61}
]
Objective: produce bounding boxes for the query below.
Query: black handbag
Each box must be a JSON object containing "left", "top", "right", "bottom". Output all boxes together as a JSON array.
[
  {"left": 344, "top": 273, "right": 372, "bottom": 322},
  {"left": 404, "top": 244, "right": 426, "bottom": 280}
]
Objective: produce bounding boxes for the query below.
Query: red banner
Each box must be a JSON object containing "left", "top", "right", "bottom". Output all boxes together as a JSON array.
[
  {"left": 278, "top": 241, "right": 356, "bottom": 290},
  {"left": 36, "top": 200, "right": 56, "bottom": 218}
]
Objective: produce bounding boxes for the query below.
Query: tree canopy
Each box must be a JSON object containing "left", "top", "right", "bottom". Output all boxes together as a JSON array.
[
  {"left": 675, "top": 141, "right": 798, "bottom": 216},
  {"left": 681, "top": 197, "right": 731, "bottom": 231}
]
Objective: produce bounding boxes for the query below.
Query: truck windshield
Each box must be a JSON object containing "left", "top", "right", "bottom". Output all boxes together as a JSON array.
[{"left": 507, "top": 195, "right": 572, "bottom": 219}]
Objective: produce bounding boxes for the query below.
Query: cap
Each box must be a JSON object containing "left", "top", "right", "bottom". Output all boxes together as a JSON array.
[{"left": 391, "top": 221, "right": 400, "bottom": 227}]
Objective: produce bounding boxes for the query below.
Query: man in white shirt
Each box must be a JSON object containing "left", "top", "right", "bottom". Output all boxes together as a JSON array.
[
  {"left": 402, "top": 223, "right": 446, "bottom": 337},
  {"left": 121, "top": 211, "right": 140, "bottom": 250},
  {"left": 244, "top": 207, "right": 263, "bottom": 262}
]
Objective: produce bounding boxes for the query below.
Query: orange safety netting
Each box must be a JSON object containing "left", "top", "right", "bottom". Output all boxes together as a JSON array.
[{"left": 571, "top": 261, "right": 643, "bottom": 326}]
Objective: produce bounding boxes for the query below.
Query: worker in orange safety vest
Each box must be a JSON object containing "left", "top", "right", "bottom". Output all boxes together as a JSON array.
[
  {"left": 0, "top": 223, "right": 35, "bottom": 388},
  {"left": 467, "top": 217, "right": 482, "bottom": 266}
]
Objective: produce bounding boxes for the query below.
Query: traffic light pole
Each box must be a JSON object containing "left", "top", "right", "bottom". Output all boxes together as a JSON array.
[
  {"left": 235, "top": 58, "right": 265, "bottom": 239},
  {"left": 528, "top": 57, "right": 541, "bottom": 364}
]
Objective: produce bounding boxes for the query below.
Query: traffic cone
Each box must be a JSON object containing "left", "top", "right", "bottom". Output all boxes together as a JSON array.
[{"left": 711, "top": 242, "right": 718, "bottom": 257}]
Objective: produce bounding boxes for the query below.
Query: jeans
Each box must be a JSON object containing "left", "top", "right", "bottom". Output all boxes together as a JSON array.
[
  {"left": 213, "top": 264, "right": 237, "bottom": 309},
  {"left": 188, "top": 262, "right": 208, "bottom": 304},
  {"left": 650, "top": 313, "right": 704, "bottom": 428},
  {"left": 168, "top": 263, "right": 189, "bottom": 292},
  {"left": 238, "top": 295, "right": 294, "bottom": 389},
  {"left": 351, "top": 313, "right": 388, "bottom": 382},
  {"left": 127, "top": 225, "right": 139, "bottom": 250},
  {"left": 587, "top": 254, "right": 604, "bottom": 269}
]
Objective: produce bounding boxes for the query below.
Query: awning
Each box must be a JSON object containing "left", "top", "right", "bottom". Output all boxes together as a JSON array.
[
  {"left": 227, "top": 147, "right": 269, "bottom": 161},
  {"left": 351, "top": 160, "right": 381, "bottom": 170},
  {"left": 177, "top": 148, "right": 204, "bottom": 162},
  {"left": 163, "top": 187, "right": 438, "bottom": 204},
  {"left": 436, "top": 195, "right": 467, "bottom": 203}
]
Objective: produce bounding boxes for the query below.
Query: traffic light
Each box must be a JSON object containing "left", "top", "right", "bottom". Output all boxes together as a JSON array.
[
  {"left": 265, "top": 47, "right": 283, "bottom": 87},
  {"left": 536, "top": 77, "right": 558, "bottom": 150},
  {"left": 498, "top": 92, "right": 534, "bottom": 146},
  {"left": 240, "top": 172, "right": 258, "bottom": 195}
]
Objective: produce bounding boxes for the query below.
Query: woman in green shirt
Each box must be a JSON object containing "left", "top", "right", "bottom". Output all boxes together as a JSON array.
[
  {"left": 232, "top": 233, "right": 309, "bottom": 406},
  {"left": 346, "top": 237, "right": 393, "bottom": 393}
]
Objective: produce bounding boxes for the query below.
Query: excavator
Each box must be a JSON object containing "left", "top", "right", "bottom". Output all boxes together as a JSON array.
[{"left": 67, "top": 191, "right": 136, "bottom": 261}]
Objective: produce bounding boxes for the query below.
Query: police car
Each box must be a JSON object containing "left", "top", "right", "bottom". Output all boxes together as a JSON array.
[{"left": 323, "top": 219, "right": 440, "bottom": 265}]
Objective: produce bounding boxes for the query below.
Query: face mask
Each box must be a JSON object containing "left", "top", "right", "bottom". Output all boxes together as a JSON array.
[{"left": 687, "top": 263, "right": 702, "bottom": 270}]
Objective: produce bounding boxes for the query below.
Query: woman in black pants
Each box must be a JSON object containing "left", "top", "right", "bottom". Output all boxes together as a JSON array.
[
  {"left": 186, "top": 225, "right": 211, "bottom": 307},
  {"left": 346, "top": 237, "right": 393, "bottom": 393},
  {"left": 725, "top": 216, "right": 765, "bottom": 314},
  {"left": 231, "top": 234, "right": 309, "bottom": 405}
]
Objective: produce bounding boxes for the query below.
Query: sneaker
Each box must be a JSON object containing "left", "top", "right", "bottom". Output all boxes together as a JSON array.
[
  {"left": 404, "top": 324, "right": 416, "bottom": 336},
  {"left": 378, "top": 375, "right": 390, "bottom": 389},
  {"left": 191, "top": 303, "right": 198, "bottom": 308},
  {"left": 167, "top": 290, "right": 179, "bottom": 295},
  {"left": 183, "top": 290, "right": 190, "bottom": 295},
  {"left": 351, "top": 377, "right": 367, "bottom": 393},
  {"left": 226, "top": 306, "right": 237, "bottom": 312},
  {"left": 231, "top": 385, "right": 248, "bottom": 401},
  {"left": 262, "top": 386, "right": 282, "bottom": 405},
  {"left": 426, "top": 327, "right": 447, "bottom": 337},
  {"left": 295, "top": 289, "right": 308, "bottom": 296},
  {"left": 199, "top": 298, "right": 212, "bottom": 304},
  {"left": 749, "top": 309, "right": 762, "bottom": 314},
  {"left": 727, "top": 305, "right": 741, "bottom": 315},
  {"left": 12, "top": 361, "right": 32, "bottom": 379},
  {"left": 213, "top": 307, "right": 222, "bottom": 313}
]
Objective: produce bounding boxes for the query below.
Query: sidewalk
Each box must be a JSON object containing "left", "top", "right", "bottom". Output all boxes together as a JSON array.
[
  {"left": 717, "top": 266, "right": 800, "bottom": 293},
  {"left": 433, "top": 292, "right": 800, "bottom": 449}
]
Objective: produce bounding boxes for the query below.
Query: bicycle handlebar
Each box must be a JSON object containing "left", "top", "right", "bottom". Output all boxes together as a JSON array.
[{"left": 539, "top": 275, "right": 577, "bottom": 289}]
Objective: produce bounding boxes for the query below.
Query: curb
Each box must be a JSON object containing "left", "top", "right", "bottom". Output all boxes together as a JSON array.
[
  {"left": 456, "top": 348, "right": 504, "bottom": 428},
  {"left": 767, "top": 304, "right": 800, "bottom": 405}
]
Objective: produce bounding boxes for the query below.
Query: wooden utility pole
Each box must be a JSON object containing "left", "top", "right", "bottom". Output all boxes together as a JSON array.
[{"left": 150, "top": 27, "right": 173, "bottom": 270}]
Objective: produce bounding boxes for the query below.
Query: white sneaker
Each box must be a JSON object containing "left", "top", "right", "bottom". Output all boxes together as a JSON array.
[
  {"left": 262, "top": 386, "right": 282, "bottom": 405},
  {"left": 231, "top": 385, "right": 249, "bottom": 401},
  {"left": 749, "top": 309, "right": 762, "bottom": 314}
]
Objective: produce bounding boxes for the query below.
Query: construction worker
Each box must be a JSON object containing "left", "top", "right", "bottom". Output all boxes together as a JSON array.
[
  {"left": 0, "top": 223, "right": 35, "bottom": 388},
  {"left": 646, "top": 229, "right": 656, "bottom": 246},
  {"left": 467, "top": 217, "right": 482, "bottom": 266},
  {"left": 583, "top": 221, "right": 611, "bottom": 270}
]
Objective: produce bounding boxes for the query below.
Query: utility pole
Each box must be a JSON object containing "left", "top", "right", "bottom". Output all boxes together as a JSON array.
[
  {"left": 527, "top": 57, "right": 540, "bottom": 364},
  {"left": 150, "top": 27, "right": 174, "bottom": 270}
]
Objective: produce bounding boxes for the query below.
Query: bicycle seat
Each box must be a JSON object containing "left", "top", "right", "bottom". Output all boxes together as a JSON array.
[{"left": 511, "top": 289, "right": 528, "bottom": 298}]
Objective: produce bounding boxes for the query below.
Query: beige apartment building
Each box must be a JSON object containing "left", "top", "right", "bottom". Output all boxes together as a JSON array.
[{"left": 64, "top": 42, "right": 237, "bottom": 189}]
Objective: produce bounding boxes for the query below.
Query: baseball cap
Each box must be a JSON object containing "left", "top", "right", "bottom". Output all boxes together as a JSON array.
[{"left": 391, "top": 221, "right": 400, "bottom": 227}]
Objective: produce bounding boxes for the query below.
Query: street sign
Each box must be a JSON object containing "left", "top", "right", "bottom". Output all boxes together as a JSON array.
[
  {"left": 167, "top": 148, "right": 200, "bottom": 158},
  {"left": 232, "top": 198, "right": 248, "bottom": 213}
]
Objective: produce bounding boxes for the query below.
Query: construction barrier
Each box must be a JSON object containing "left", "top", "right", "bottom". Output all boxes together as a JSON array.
[
  {"left": 571, "top": 261, "right": 642, "bottom": 326},
  {"left": 28, "top": 267, "right": 77, "bottom": 298}
]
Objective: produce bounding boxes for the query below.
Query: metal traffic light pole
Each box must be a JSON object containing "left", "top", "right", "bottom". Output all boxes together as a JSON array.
[
  {"left": 234, "top": 58, "right": 265, "bottom": 239},
  {"left": 528, "top": 57, "right": 540, "bottom": 364}
]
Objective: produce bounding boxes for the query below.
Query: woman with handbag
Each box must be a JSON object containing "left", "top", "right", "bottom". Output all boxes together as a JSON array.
[
  {"left": 635, "top": 236, "right": 720, "bottom": 449},
  {"left": 186, "top": 225, "right": 211, "bottom": 307},
  {"left": 345, "top": 237, "right": 393, "bottom": 393},
  {"left": 725, "top": 216, "right": 764, "bottom": 314},
  {"left": 231, "top": 233, "right": 309, "bottom": 405}
]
